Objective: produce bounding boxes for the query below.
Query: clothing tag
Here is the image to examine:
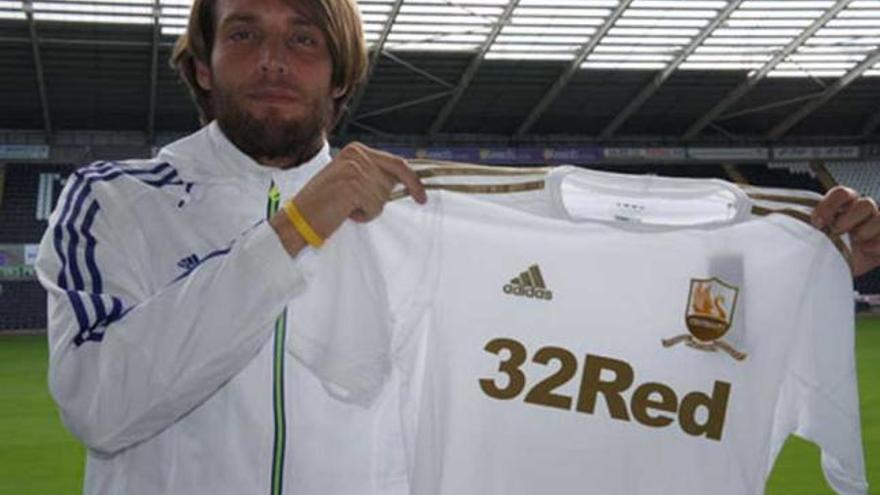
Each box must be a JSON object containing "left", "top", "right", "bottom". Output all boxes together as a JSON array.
[
  {"left": 563, "top": 193, "right": 738, "bottom": 226},
  {"left": 612, "top": 200, "right": 648, "bottom": 223}
]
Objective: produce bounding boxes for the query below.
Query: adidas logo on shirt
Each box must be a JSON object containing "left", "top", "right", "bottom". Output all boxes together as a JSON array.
[
  {"left": 503, "top": 264, "right": 553, "bottom": 301},
  {"left": 177, "top": 254, "right": 201, "bottom": 271}
]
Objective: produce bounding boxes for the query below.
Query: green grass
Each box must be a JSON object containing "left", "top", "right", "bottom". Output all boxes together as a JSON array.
[
  {"left": 0, "top": 318, "right": 877, "bottom": 494},
  {"left": 766, "top": 315, "right": 880, "bottom": 495},
  {"left": 0, "top": 335, "right": 84, "bottom": 494}
]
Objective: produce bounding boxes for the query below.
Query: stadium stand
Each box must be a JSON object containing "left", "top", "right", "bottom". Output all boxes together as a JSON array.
[
  {"left": 0, "top": 280, "right": 47, "bottom": 331},
  {"left": 738, "top": 164, "right": 826, "bottom": 194},
  {"left": 825, "top": 162, "right": 880, "bottom": 202},
  {"left": 0, "top": 164, "right": 74, "bottom": 330},
  {"left": 861, "top": 275, "right": 880, "bottom": 295},
  {"left": 0, "top": 164, "right": 74, "bottom": 243}
]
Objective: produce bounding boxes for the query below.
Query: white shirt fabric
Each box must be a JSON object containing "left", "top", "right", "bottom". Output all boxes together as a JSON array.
[
  {"left": 36, "top": 121, "right": 408, "bottom": 495},
  {"left": 315, "top": 166, "right": 867, "bottom": 495}
]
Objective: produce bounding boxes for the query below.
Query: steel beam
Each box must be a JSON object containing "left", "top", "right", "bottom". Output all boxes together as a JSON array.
[
  {"left": 147, "top": 0, "right": 160, "bottom": 144},
  {"left": 337, "top": 0, "right": 405, "bottom": 137},
  {"left": 347, "top": 120, "right": 395, "bottom": 139},
  {"left": 707, "top": 122, "right": 739, "bottom": 140},
  {"left": 353, "top": 90, "right": 456, "bottom": 120},
  {"left": 380, "top": 51, "right": 456, "bottom": 89},
  {"left": 716, "top": 92, "right": 822, "bottom": 121},
  {"left": 682, "top": 0, "right": 855, "bottom": 140},
  {"left": 598, "top": 0, "right": 744, "bottom": 139},
  {"left": 514, "top": 0, "right": 635, "bottom": 137},
  {"left": 428, "top": 0, "right": 521, "bottom": 135},
  {"left": 24, "top": 0, "right": 52, "bottom": 142},
  {"left": 767, "top": 48, "right": 880, "bottom": 139}
]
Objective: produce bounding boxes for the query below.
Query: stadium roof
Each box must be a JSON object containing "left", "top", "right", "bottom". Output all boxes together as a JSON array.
[{"left": 0, "top": 0, "right": 879, "bottom": 145}]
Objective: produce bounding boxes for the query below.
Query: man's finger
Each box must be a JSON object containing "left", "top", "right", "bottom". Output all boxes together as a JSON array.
[
  {"left": 348, "top": 153, "right": 395, "bottom": 196},
  {"left": 365, "top": 162, "right": 396, "bottom": 196},
  {"left": 350, "top": 145, "right": 408, "bottom": 198},
  {"left": 813, "top": 186, "right": 858, "bottom": 229},
  {"left": 350, "top": 209, "right": 369, "bottom": 223},
  {"left": 851, "top": 213, "right": 880, "bottom": 243},
  {"left": 375, "top": 155, "right": 427, "bottom": 204},
  {"left": 341, "top": 142, "right": 426, "bottom": 203},
  {"left": 862, "top": 238, "right": 880, "bottom": 256},
  {"left": 831, "top": 197, "right": 877, "bottom": 235},
  {"left": 350, "top": 178, "right": 385, "bottom": 222},
  {"left": 356, "top": 145, "right": 425, "bottom": 203}
]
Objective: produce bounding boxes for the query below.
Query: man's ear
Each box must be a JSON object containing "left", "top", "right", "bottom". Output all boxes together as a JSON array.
[
  {"left": 195, "top": 59, "right": 213, "bottom": 91},
  {"left": 331, "top": 86, "right": 345, "bottom": 98}
]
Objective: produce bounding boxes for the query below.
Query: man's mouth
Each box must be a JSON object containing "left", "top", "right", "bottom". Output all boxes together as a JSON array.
[{"left": 249, "top": 88, "right": 300, "bottom": 104}]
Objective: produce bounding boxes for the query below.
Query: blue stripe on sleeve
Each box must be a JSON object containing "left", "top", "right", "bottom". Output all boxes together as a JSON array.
[
  {"left": 66, "top": 290, "right": 91, "bottom": 343},
  {"left": 52, "top": 160, "right": 183, "bottom": 347},
  {"left": 81, "top": 200, "right": 103, "bottom": 294},
  {"left": 145, "top": 169, "right": 182, "bottom": 188}
]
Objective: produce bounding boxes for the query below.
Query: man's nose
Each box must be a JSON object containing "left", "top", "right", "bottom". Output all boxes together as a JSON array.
[{"left": 259, "top": 36, "right": 289, "bottom": 75}]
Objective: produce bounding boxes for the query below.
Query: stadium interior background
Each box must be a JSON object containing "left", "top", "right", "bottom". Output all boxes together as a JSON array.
[{"left": 0, "top": 0, "right": 878, "bottom": 493}]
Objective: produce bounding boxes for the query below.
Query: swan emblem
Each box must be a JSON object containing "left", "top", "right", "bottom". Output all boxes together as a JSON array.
[{"left": 662, "top": 278, "right": 747, "bottom": 361}]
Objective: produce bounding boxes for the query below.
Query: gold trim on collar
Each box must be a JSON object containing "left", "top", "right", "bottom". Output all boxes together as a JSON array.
[
  {"left": 415, "top": 166, "right": 551, "bottom": 179},
  {"left": 391, "top": 180, "right": 546, "bottom": 201},
  {"left": 745, "top": 192, "right": 821, "bottom": 208},
  {"left": 410, "top": 159, "right": 552, "bottom": 175}
]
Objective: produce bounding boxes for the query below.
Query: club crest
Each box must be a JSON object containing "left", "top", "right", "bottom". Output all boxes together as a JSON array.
[{"left": 662, "top": 278, "right": 747, "bottom": 361}]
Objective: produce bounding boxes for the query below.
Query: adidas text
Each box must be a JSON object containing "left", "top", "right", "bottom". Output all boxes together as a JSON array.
[
  {"left": 504, "top": 264, "right": 553, "bottom": 301},
  {"left": 503, "top": 284, "right": 553, "bottom": 300}
]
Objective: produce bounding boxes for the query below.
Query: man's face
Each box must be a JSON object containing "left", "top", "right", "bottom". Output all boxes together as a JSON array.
[{"left": 195, "top": 0, "right": 340, "bottom": 164}]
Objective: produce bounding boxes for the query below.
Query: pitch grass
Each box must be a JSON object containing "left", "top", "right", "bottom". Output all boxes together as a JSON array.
[{"left": 0, "top": 318, "right": 877, "bottom": 494}]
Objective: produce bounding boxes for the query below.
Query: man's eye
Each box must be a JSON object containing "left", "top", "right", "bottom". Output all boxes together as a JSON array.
[
  {"left": 292, "top": 33, "right": 315, "bottom": 46},
  {"left": 229, "top": 31, "right": 254, "bottom": 42}
]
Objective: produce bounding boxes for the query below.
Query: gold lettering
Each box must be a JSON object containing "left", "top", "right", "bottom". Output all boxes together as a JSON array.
[
  {"left": 524, "top": 346, "right": 577, "bottom": 410},
  {"left": 631, "top": 382, "right": 677, "bottom": 428},
  {"left": 479, "top": 338, "right": 528, "bottom": 400},
  {"left": 576, "top": 355, "right": 633, "bottom": 421},
  {"left": 479, "top": 338, "right": 733, "bottom": 442},
  {"left": 678, "top": 381, "right": 731, "bottom": 441}
]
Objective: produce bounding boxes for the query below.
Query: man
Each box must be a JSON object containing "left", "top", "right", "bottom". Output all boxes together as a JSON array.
[
  {"left": 35, "top": 0, "right": 880, "bottom": 494},
  {"left": 36, "top": 0, "right": 424, "bottom": 493}
]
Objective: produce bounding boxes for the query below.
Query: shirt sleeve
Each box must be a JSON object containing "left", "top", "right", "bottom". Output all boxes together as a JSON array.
[
  {"left": 285, "top": 196, "right": 442, "bottom": 406},
  {"left": 36, "top": 175, "right": 313, "bottom": 455},
  {"left": 771, "top": 241, "right": 867, "bottom": 495}
]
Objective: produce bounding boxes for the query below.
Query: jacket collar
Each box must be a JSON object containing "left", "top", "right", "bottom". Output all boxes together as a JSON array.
[{"left": 159, "top": 120, "right": 331, "bottom": 193}]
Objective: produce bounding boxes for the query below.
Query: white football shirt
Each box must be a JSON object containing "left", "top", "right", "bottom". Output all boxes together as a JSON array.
[{"left": 295, "top": 165, "right": 866, "bottom": 495}]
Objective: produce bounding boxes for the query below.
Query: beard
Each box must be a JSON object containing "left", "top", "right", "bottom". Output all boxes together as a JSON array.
[{"left": 211, "top": 82, "right": 333, "bottom": 167}]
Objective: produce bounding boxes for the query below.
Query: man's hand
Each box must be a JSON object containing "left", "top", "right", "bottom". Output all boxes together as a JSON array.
[
  {"left": 270, "top": 142, "right": 427, "bottom": 256},
  {"left": 812, "top": 186, "right": 880, "bottom": 277}
]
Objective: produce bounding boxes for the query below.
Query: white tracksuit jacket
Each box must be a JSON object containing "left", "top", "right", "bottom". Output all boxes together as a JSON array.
[{"left": 36, "top": 122, "right": 408, "bottom": 495}]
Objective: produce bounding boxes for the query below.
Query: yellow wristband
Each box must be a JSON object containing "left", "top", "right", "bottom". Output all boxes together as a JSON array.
[{"left": 282, "top": 199, "right": 325, "bottom": 248}]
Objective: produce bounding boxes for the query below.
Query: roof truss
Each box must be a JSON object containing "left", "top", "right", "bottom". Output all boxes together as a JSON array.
[
  {"left": 598, "top": 0, "right": 745, "bottom": 139},
  {"left": 514, "top": 0, "right": 635, "bottom": 137},
  {"left": 767, "top": 47, "right": 880, "bottom": 138},
  {"left": 428, "top": 0, "right": 521, "bottom": 135},
  {"left": 23, "top": 0, "right": 52, "bottom": 142},
  {"left": 682, "top": 0, "right": 857, "bottom": 140}
]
